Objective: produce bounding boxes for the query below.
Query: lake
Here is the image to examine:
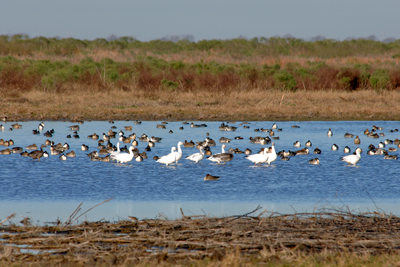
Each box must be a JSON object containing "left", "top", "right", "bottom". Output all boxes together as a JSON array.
[{"left": 0, "top": 120, "right": 399, "bottom": 224}]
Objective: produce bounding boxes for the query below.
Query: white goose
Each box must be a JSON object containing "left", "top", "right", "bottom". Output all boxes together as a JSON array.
[
  {"left": 173, "top": 141, "right": 184, "bottom": 164},
  {"left": 113, "top": 146, "right": 136, "bottom": 164},
  {"left": 245, "top": 147, "right": 268, "bottom": 166},
  {"left": 266, "top": 142, "right": 277, "bottom": 165},
  {"left": 341, "top": 148, "right": 362, "bottom": 165},
  {"left": 157, "top": 146, "right": 177, "bottom": 166},
  {"left": 186, "top": 147, "right": 205, "bottom": 163},
  {"left": 110, "top": 142, "right": 121, "bottom": 160}
]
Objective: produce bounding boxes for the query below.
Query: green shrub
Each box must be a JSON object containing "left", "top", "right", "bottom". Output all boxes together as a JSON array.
[
  {"left": 370, "top": 69, "right": 390, "bottom": 88},
  {"left": 274, "top": 70, "right": 297, "bottom": 90}
]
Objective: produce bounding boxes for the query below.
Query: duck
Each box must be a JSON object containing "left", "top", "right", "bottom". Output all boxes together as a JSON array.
[
  {"left": 26, "top": 144, "right": 38, "bottom": 150},
  {"left": 150, "top": 136, "right": 162, "bottom": 143},
  {"left": 59, "top": 154, "right": 67, "bottom": 161},
  {"left": 139, "top": 151, "right": 147, "bottom": 159},
  {"left": 124, "top": 126, "right": 132, "bottom": 131},
  {"left": 207, "top": 144, "right": 234, "bottom": 164},
  {"left": 20, "top": 151, "right": 29, "bottom": 157},
  {"left": 364, "top": 129, "right": 370, "bottom": 135},
  {"left": 293, "top": 141, "right": 301, "bottom": 147},
  {"left": 69, "top": 125, "right": 79, "bottom": 131},
  {"left": 344, "top": 133, "right": 354, "bottom": 138},
  {"left": 101, "top": 156, "right": 111, "bottom": 162},
  {"left": 184, "top": 140, "right": 195, "bottom": 148},
  {"left": 269, "top": 130, "right": 275, "bottom": 137},
  {"left": 280, "top": 155, "right": 290, "bottom": 161},
  {"left": 135, "top": 155, "right": 143, "bottom": 162},
  {"left": 66, "top": 151, "right": 76, "bottom": 158},
  {"left": 139, "top": 134, "right": 148, "bottom": 142},
  {"left": 132, "top": 140, "right": 138, "bottom": 146},
  {"left": 112, "top": 146, "right": 137, "bottom": 164},
  {"left": 384, "top": 155, "right": 398, "bottom": 160},
  {"left": 271, "top": 123, "right": 277, "bottom": 129},
  {"left": 265, "top": 142, "right": 277, "bottom": 165},
  {"left": 331, "top": 144, "right": 339, "bottom": 151},
  {"left": 204, "top": 174, "right": 220, "bottom": 181},
  {"left": 327, "top": 128, "right": 333, "bottom": 137},
  {"left": 219, "top": 137, "right": 231, "bottom": 143},
  {"left": 343, "top": 146, "right": 351, "bottom": 153},
  {"left": 129, "top": 133, "right": 137, "bottom": 140},
  {"left": 173, "top": 141, "right": 184, "bottom": 163},
  {"left": 295, "top": 147, "right": 309, "bottom": 155},
  {"left": 305, "top": 140, "right": 312, "bottom": 147},
  {"left": 28, "top": 144, "right": 46, "bottom": 161},
  {"left": 313, "top": 148, "right": 322, "bottom": 154},
  {"left": 12, "top": 147, "right": 23, "bottom": 154},
  {"left": 156, "top": 124, "right": 166, "bottom": 129},
  {"left": 0, "top": 148, "right": 11, "bottom": 155},
  {"left": 378, "top": 142, "right": 385, "bottom": 148},
  {"left": 186, "top": 147, "right": 205, "bottom": 163},
  {"left": 341, "top": 148, "right": 362, "bottom": 165},
  {"left": 354, "top": 136, "right": 361, "bottom": 144},
  {"left": 245, "top": 148, "right": 252, "bottom": 155},
  {"left": 245, "top": 147, "right": 268, "bottom": 166},
  {"left": 157, "top": 147, "right": 177, "bottom": 166},
  {"left": 309, "top": 158, "right": 320, "bottom": 165}
]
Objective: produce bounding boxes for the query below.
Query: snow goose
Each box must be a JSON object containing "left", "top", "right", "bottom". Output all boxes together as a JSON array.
[
  {"left": 157, "top": 147, "right": 177, "bottom": 166},
  {"left": 110, "top": 142, "right": 121, "bottom": 159},
  {"left": 207, "top": 144, "right": 234, "bottom": 164},
  {"left": 113, "top": 146, "right": 136, "bottom": 164},
  {"left": 186, "top": 147, "right": 205, "bottom": 163},
  {"left": 245, "top": 147, "right": 268, "bottom": 166},
  {"left": 341, "top": 148, "right": 362, "bottom": 165},
  {"left": 173, "top": 141, "right": 184, "bottom": 163},
  {"left": 266, "top": 142, "right": 277, "bottom": 165}
]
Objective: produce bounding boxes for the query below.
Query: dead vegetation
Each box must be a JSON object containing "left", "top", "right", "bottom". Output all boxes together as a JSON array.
[
  {"left": 1, "top": 207, "right": 400, "bottom": 266},
  {"left": 1, "top": 87, "right": 400, "bottom": 122}
]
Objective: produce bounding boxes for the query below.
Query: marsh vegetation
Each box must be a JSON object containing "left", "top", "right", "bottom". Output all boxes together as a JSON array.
[{"left": 0, "top": 35, "right": 400, "bottom": 121}]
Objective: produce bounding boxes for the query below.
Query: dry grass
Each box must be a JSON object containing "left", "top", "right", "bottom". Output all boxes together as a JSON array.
[
  {"left": 1, "top": 86, "right": 400, "bottom": 121},
  {"left": 11, "top": 49, "right": 400, "bottom": 69},
  {"left": 1, "top": 209, "right": 400, "bottom": 266}
]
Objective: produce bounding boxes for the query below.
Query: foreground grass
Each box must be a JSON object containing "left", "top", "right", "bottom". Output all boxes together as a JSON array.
[{"left": 1, "top": 88, "right": 399, "bottom": 121}]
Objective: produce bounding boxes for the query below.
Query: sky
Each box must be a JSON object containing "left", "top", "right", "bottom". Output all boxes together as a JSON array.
[{"left": 1, "top": 0, "right": 400, "bottom": 42}]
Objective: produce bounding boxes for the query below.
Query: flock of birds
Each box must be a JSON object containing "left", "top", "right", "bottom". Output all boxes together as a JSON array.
[{"left": 1, "top": 117, "right": 399, "bottom": 180}]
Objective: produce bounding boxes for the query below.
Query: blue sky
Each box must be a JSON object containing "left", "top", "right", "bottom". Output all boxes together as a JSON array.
[{"left": 1, "top": 0, "right": 399, "bottom": 41}]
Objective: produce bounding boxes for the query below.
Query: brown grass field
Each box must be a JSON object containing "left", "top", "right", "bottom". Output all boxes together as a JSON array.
[{"left": 1, "top": 87, "right": 400, "bottom": 122}]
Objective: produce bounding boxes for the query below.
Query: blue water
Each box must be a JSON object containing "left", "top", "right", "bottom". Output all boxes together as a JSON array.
[{"left": 0, "top": 120, "right": 399, "bottom": 223}]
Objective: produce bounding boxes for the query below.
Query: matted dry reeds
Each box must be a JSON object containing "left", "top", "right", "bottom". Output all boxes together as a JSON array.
[{"left": 1, "top": 206, "right": 400, "bottom": 266}]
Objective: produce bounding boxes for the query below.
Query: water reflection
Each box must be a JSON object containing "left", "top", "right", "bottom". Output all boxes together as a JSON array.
[{"left": 0, "top": 120, "right": 399, "bottom": 222}]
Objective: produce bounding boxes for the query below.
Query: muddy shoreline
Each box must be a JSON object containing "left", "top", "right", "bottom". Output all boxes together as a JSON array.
[{"left": 1, "top": 209, "right": 400, "bottom": 266}]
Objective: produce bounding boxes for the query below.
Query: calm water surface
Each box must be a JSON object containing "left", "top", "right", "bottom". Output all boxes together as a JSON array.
[{"left": 0, "top": 120, "right": 399, "bottom": 224}]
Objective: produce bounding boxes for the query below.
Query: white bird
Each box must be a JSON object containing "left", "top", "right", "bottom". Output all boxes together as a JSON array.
[
  {"left": 207, "top": 144, "right": 234, "bottom": 164},
  {"left": 110, "top": 142, "right": 121, "bottom": 159},
  {"left": 157, "top": 146, "right": 177, "bottom": 166},
  {"left": 173, "top": 141, "right": 184, "bottom": 164},
  {"left": 266, "top": 142, "right": 277, "bottom": 165},
  {"left": 245, "top": 147, "right": 268, "bottom": 166},
  {"left": 341, "top": 148, "right": 362, "bottom": 165},
  {"left": 186, "top": 147, "right": 205, "bottom": 163},
  {"left": 113, "top": 146, "right": 136, "bottom": 164}
]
